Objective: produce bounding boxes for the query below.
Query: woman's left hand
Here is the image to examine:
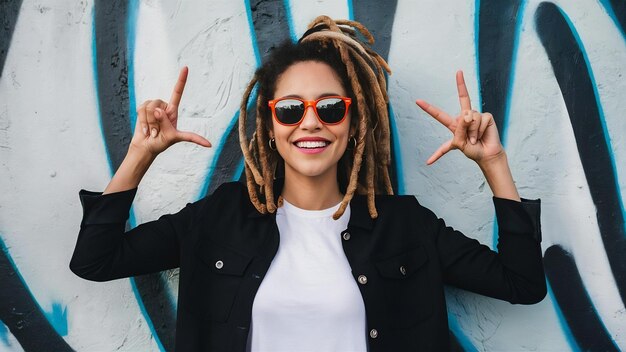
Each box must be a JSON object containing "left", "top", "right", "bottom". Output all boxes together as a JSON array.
[{"left": 416, "top": 70, "right": 504, "bottom": 166}]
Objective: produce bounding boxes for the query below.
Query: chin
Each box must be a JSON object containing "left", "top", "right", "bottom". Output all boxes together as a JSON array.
[
  {"left": 285, "top": 161, "right": 338, "bottom": 180},
  {"left": 295, "top": 167, "right": 333, "bottom": 178}
]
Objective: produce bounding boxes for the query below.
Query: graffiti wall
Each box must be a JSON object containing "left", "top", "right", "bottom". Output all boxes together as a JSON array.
[{"left": 0, "top": 0, "right": 624, "bottom": 350}]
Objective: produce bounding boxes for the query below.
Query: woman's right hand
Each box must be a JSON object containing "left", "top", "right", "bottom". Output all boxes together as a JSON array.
[{"left": 130, "top": 66, "right": 212, "bottom": 156}]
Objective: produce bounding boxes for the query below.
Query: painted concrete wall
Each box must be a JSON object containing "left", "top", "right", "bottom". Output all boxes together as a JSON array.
[{"left": 0, "top": 0, "right": 624, "bottom": 351}]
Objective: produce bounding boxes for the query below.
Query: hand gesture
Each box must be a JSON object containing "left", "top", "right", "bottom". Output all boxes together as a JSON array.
[
  {"left": 131, "top": 67, "right": 212, "bottom": 156},
  {"left": 415, "top": 71, "right": 503, "bottom": 166}
]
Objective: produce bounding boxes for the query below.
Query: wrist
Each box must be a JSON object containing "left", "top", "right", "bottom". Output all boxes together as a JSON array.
[
  {"left": 127, "top": 144, "right": 158, "bottom": 165},
  {"left": 120, "top": 146, "right": 157, "bottom": 182},
  {"left": 477, "top": 152, "right": 521, "bottom": 201},
  {"left": 477, "top": 151, "right": 508, "bottom": 173},
  {"left": 103, "top": 147, "right": 156, "bottom": 195}
]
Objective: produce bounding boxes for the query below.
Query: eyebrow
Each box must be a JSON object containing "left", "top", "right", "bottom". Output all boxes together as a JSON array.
[{"left": 280, "top": 92, "right": 343, "bottom": 99}]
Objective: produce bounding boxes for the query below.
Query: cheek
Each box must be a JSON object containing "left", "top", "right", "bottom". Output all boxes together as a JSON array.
[
  {"left": 332, "top": 125, "right": 352, "bottom": 151},
  {"left": 271, "top": 124, "right": 295, "bottom": 156}
]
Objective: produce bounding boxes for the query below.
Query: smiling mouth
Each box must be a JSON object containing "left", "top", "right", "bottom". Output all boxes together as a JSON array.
[{"left": 294, "top": 140, "right": 330, "bottom": 149}]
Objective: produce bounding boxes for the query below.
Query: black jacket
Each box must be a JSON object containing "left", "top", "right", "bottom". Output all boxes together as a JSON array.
[{"left": 70, "top": 181, "right": 545, "bottom": 351}]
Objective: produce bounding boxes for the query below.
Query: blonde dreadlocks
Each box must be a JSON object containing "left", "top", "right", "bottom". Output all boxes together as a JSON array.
[{"left": 238, "top": 15, "right": 394, "bottom": 220}]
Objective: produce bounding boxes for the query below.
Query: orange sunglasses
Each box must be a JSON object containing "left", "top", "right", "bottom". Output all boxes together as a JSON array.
[{"left": 268, "top": 96, "right": 352, "bottom": 126}]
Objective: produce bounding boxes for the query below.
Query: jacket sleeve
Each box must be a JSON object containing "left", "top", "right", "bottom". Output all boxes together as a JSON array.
[
  {"left": 423, "top": 197, "right": 546, "bottom": 304},
  {"left": 69, "top": 188, "right": 205, "bottom": 282}
]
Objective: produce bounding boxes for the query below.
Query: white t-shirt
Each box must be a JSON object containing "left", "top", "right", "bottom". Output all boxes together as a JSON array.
[{"left": 247, "top": 200, "right": 367, "bottom": 352}]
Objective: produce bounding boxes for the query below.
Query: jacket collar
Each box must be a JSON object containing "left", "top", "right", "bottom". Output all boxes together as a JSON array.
[{"left": 245, "top": 178, "right": 374, "bottom": 230}]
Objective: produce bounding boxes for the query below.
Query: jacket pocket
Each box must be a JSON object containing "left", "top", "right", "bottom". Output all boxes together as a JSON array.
[
  {"left": 374, "top": 245, "right": 433, "bottom": 328},
  {"left": 187, "top": 240, "right": 252, "bottom": 322}
]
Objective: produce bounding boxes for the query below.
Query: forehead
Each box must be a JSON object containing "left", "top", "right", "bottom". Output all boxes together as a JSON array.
[{"left": 274, "top": 61, "right": 346, "bottom": 99}]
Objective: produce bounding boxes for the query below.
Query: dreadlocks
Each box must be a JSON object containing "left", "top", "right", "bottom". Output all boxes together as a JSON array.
[{"left": 238, "top": 15, "right": 394, "bottom": 220}]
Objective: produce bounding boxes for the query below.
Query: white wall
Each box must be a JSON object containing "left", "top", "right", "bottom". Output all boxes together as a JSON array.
[{"left": 0, "top": 0, "right": 624, "bottom": 350}]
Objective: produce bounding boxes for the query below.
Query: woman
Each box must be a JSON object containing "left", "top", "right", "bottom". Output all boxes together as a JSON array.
[{"left": 70, "top": 16, "right": 545, "bottom": 351}]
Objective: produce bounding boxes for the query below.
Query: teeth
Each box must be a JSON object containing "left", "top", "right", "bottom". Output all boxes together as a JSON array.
[{"left": 295, "top": 140, "right": 329, "bottom": 148}]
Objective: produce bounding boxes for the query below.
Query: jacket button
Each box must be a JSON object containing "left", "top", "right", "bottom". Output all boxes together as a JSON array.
[
  {"left": 357, "top": 275, "right": 368, "bottom": 285},
  {"left": 369, "top": 329, "right": 378, "bottom": 339},
  {"left": 215, "top": 260, "right": 224, "bottom": 269},
  {"left": 342, "top": 232, "right": 351, "bottom": 241},
  {"left": 400, "top": 265, "right": 407, "bottom": 276}
]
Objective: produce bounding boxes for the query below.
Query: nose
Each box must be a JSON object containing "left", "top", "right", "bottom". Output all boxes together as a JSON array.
[{"left": 299, "top": 104, "right": 322, "bottom": 130}]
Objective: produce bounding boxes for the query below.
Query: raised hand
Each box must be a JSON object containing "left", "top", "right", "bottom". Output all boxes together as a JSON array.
[
  {"left": 131, "top": 67, "right": 212, "bottom": 156},
  {"left": 415, "top": 70, "right": 503, "bottom": 166}
]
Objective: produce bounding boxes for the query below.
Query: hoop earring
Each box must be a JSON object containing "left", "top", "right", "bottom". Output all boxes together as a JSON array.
[
  {"left": 347, "top": 136, "right": 357, "bottom": 150},
  {"left": 268, "top": 138, "right": 277, "bottom": 151}
]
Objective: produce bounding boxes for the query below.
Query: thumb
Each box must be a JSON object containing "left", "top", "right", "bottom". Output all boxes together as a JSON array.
[
  {"left": 176, "top": 131, "right": 212, "bottom": 148},
  {"left": 453, "top": 111, "right": 471, "bottom": 148}
]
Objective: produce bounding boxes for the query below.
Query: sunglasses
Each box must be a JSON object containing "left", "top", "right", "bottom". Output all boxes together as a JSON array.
[{"left": 268, "top": 96, "right": 352, "bottom": 126}]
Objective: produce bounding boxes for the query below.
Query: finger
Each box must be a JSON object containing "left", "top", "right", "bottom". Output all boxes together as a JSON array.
[
  {"left": 154, "top": 107, "right": 167, "bottom": 127},
  {"left": 426, "top": 139, "right": 453, "bottom": 165},
  {"left": 415, "top": 99, "right": 455, "bottom": 131},
  {"left": 467, "top": 110, "right": 481, "bottom": 145},
  {"left": 452, "top": 111, "right": 471, "bottom": 149},
  {"left": 169, "top": 66, "right": 189, "bottom": 107},
  {"left": 137, "top": 101, "right": 150, "bottom": 136},
  {"left": 175, "top": 131, "right": 212, "bottom": 148},
  {"left": 146, "top": 100, "right": 167, "bottom": 138},
  {"left": 477, "top": 112, "right": 493, "bottom": 140},
  {"left": 456, "top": 70, "right": 472, "bottom": 111}
]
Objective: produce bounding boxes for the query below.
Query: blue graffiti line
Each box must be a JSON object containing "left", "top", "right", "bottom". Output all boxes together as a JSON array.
[
  {"left": 244, "top": 0, "right": 262, "bottom": 67},
  {"left": 199, "top": 110, "right": 241, "bottom": 198},
  {"left": 491, "top": 220, "right": 499, "bottom": 251},
  {"left": 447, "top": 311, "right": 479, "bottom": 352},
  {"left": 127, "top": 211, "right": 169, "bottom": 351},
  {"left": 45, "top": 302, "right": 68, "bottom": 337},
  {"left": 485, "top": 0, "right": 527, "bottom": 250},
  {"left": 233, "top": 158, "right": 245, "bottom": 182},
  {"left": 200, "top": 0, "right": 273, "bottom": 195},
  {"left": 347, "top": 0, "right": 354, "bottom": 22},
  {"left": 598, "top": 0, "right": 626, "bottom": 40},
  {"left": 127, "top": 0, "right": 140, "bottom": 133},
  {"left": 125, "top": 2, "right": 167, "bottom": 349},
  {"left": 501, "top": 0, "right": 527, "bottom": 146},
  {"left": 0, "top": 236, "right": 69, "bottom": 338},
  {"left": 283, "top": 0, "right": 298, "bottom": 42},
  {"left": 474, "top": 0, "right": 482, "bottom": 110},
  {"left": 0, "top": 319, "right": 9, "bottom": 346},
  {"left": 128, "top": 278, "right": 165, "bottom": 351},
  {"left": 388, "top": 104, "right": 405, "bottom": 195},
  {"left": 91, "top": 7, "right": 114, "bottom": 175}
]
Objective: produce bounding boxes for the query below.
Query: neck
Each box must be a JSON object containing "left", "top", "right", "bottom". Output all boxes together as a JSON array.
[{"left": 281, "top": 169, "right": 342, "bottom": 210}]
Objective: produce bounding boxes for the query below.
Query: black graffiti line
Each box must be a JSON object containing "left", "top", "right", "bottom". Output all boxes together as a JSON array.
[
  {"left": 605, "top": 0, "right": 626, "bottom": 38},
  {"left": 475, "top": 2, "right": 621, "bottom": 350},
  {"left": 544, "top": 245, "right": 619, "bottom": 351},
  {"left": 535, "top": 1, "right": 626, "bottom": 305},
  {"left": 477, "top": 0, "right": 524, "bottom": 138},
  {"left": 94, "top": 0, "right": 132, "bottom": 172},
  {"left": 93, "top": 1, "right": 176, "bottom": 350},
  {"left": 203, "top": 0, "right": 292, "bottom": 195},
  {"left": 0, "top": 0, "right": 23, "bottom": 77},
  {"left": 351, "top": 0, "right": 398, "bottom": 64},
  {"left": 352, "top": 0, "right": 401, "bottom": 194},
  {"left": 0, "top": 237, "right": 73, "bottom": 351}
]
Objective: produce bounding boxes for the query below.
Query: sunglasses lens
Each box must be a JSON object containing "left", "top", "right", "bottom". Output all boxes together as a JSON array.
[
  {"left": 274, "top": 99, "right": 305, "bottom": 125},
  {"left": 316, "top": 98, "right": 346, "bottom": 124}
]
